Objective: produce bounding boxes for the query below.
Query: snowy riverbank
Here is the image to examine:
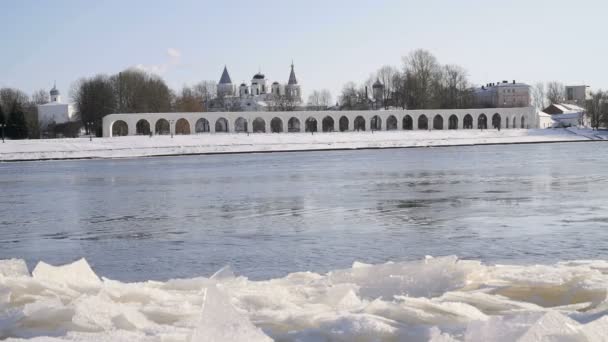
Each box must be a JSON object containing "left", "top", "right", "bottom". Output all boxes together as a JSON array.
[
  {"left": 0, "top": 128, "right": 603, "bottom": 162},
  {"left": 2, "top": 256, "right": 608, "bottom": 341}
]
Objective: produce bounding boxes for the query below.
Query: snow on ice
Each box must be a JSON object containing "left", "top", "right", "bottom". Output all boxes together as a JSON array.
[
  {"left": 2, "top": 256, "right": 608, "bottom": 341},
  {"left": 0, "top": 128, "right": 600, "bottom": 162}
]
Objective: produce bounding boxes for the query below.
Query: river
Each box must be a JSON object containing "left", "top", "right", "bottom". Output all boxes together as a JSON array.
[{"left": 1, "top": 142, "right": 606, "bottom": 281}]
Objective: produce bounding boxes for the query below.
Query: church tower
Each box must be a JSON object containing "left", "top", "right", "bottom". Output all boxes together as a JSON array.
[
  {"left": 217, "top": 66, "right": 235, "bottom": 97},
  {"left": 50, "top": 83, "right": 61, "bottom": 103},
  {"left": 285, "top": 62, "right": 301, "bottom": 102}
]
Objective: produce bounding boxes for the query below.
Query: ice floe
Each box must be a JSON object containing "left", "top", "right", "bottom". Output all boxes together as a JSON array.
[{"left": 2, "top": 256, "right": 608, "bottom": 341}]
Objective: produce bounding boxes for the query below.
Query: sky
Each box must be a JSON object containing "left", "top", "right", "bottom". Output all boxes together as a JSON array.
[{"left": 1, "top": 0, "right": 607, "bottom": 103}]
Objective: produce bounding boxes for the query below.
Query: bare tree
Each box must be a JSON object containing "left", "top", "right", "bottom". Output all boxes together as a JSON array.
[
  {"left": 402, "top": 49, "right": 441, "bottom": 109},
  {"left": 546, "top": 81, "right": 565, "bottom": 105},
  {"left": 192, "top": 80, "right": 216, "bottom": 111},
  {"left": 531, "top": 82, "right": 547, "bottom": 111},
  {"left": 307, "top": 89, "right": 332, "bottom": 110},
  {"left": 71, "top": 75, "right": 116, "bottom": 136},
  {"left": 31, "top": 89, "right": 49, "bottom": 105},
  {"left": 586, "top": 90, "right": 607, "bottom": 130}
]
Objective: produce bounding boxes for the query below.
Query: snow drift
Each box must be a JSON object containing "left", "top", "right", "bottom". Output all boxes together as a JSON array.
[{"left": 2, "top": 256, "right": 608, "bottom": 341}]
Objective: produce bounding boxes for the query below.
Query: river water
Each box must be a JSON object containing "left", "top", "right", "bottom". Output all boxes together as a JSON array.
[{"left": 1, "top": 142, "right": 607, "bottom": 282}]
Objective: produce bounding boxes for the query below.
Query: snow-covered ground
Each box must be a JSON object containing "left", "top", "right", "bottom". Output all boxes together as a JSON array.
[
  {"left": 0, "top": 128, "right": 602, "bottom": 162},
  {"left": 2, "top": 256, "right": 608, "bottom": 341}
]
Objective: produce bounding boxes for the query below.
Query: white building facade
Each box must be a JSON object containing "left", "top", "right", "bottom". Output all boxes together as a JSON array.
[
  {"left": 37, "top": 85, "right": 75, "bottom": 125},
  {"left": 473, "top": 81, "right": 531, "bottom": 108},
  {"left": 103, "top": 107, "right": 537, "bottom": 137}
]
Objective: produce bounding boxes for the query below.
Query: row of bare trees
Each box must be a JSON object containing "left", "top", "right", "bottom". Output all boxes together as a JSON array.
[
  {"left": 71, "top": 69, "right": 219, "bottom": 136},
  {"left": 339, "top": 49, "right": 473, "bottom": 110}
]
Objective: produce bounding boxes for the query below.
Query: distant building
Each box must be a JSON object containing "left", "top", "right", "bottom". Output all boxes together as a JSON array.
[
  {"left": 208, "top": 63, "right": 302, "bottom": 112},
  {"left": 538, "top": 103, "right": 585, "bottom": 128},
  {"left": 37, "top": 85, "right": 75, "bottom": 125},
  {"left": 565, "top": 85, "right": 591, "bottom": 107},
  {"left": 473, "top": 80, "right": 531, "bottom": 108}
]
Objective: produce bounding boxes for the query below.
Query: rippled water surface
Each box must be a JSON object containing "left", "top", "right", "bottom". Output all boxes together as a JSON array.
[{"left": 1, "top": 142, "right": 607, "bottom": 281}]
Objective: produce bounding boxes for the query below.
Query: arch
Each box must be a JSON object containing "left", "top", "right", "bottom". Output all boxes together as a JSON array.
[
  {"left": 433, "top": 115, "right": 444, "bottom": 130},
  {"left": 175, "top": 118, "right": 190, "bottom": 135},
  {"left": 305, "top": 117, "right": 318, "bottom": 132},
  {"left": 322, "top": 116, "right": 335, "bottom": 132},
  {"left": 521, "top": 116, "right": 525, "bottom": 129},
  {"left": 339, "top": 116, "right": 349, "bottom": 132},
  {"left": 288, "top": 117, "right": 301, "bottom": 132},
  {"left": 492, "top": 113, "right": 501, "bottom": 129},
  {"left": 463, "top": 114, "right": 473, "bottom": 129},
  {"left": 386, "top": 115, "right": 397, "bottom": 130},
  {"left": 506, "top": 116, "right": 509, "bottom": 129},
  {"left": 513, "top": 116, "right": 517, "bottom": 129},
  {"left": 215, "top": 117, "right": 229, "bottom": 132},
  {"left": 448, "top": 115, "right": 458, "bottom": 130},
  {"left": 371, "top": 115, "right": 382, "bottom": 130},
  {"left": 354, "top": 116, "right": 366, "bottom": 131},
  {"left": 135, "top": 119, "right": 150, "bottom": 135},
  {"left": 403, "top": 115, "right": 413, "bottom": 130},
  {"left": 253, "top": 117, "right": 266, "bottom": 133},
  {"left": 418, "top": 115, "right": 428, "bottom": 130},
  {"left": 155, "top": 119, "right": 170, "bottom": 135},
  {"left": 235, "top": 117, "right": 248, "bottom": 133},
  {"left": 270, "top": 117, "right": 283, "bottom": 133},
  {"left": 195, "top": 118, "right": 210, "bottom": 133},
  {"left": 112, "top": 120, "right": 128, "bottom": 136},
  {"left": 477, "top": 114, "right": 488, "bottom": 129}
]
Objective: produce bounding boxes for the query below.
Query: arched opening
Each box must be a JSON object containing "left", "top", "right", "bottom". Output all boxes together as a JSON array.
[
  {"left": 215, "top": 117, "right": 229, "bottom": 132},
  {"left": 448, "top": 115, "right": 458, "bottom": 130},
  {"left": 492, "top": 113, "right": 501, "bottom": 129},
  {"left": 136, "top": 119, "right": 150, "bottom": 135},
  {"left": 253, "top": 117, "right": 266, "bottom": 133},
  {"left": 403, "top": 115, "right": 413, "bottom": 130},
  {"left": 175, "top": 118, "right": 190, "bottom": 135},
  {"left": 339, "top": 116, "right": 349, "bottom": 132},
  {"left": 513, "top": 117, "right": 517, "bottom": 129},
  {"left": 477, "top": 114, "right": 488, "bottom": 129},
  {"left": 270, "top": 117, "right": 283, "bottom": 133},
  {"left": 463, "top": 114, "right": 473, "bottom": 129},
  {"left": 433, "top": 115, "right": 444, "bottom": 130},
  {"left": 418, "top": 115, "right": 428, "bottom": 130},
  {"left": 195, "top": 118, "right": 210, "bottom": 133},
  {"left": 112, "top": 120, "right": 128, "bottom": 136},
  {"left": 506, "top": 117, "right": 509, "bottom": 129},
  {"left": 322, "top": 116, "right": 335, "bottom": 132},
  {"left": 305, "top": 117, "right": 318, "bottom": 132},
  {"left": 371, "top": 115, "right": 382, "bottom": 130},
  {"left": 521, "top": 116, "right": 525, "bottom": 129},
  {"left": 288, "top": 117, "right": 301, "bottom": 132},
  {"left": 354, "top": 116, "right": 366, "bottom": 131},
  {"left": 155, "top": 119, "right": 170, "bottom": 135},
  {"left": 235, "top": 117, "right": 248, "bottom": 133},
  {"left": 387, "top": 115, "right": 397, "bottom": 130}
]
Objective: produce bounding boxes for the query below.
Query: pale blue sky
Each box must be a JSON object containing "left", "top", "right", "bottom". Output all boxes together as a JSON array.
[{"left": 1, "top": 0, "right": 606, "bottom": 101}]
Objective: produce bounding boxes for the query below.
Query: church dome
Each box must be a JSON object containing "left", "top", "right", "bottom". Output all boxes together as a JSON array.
[
  {"left": 50, "top": 86, "right": 60, "bottom": 96},
  {"left": 240, "top": 83, "right": 247, "bottom": 87},
  {"left": 272, "top": 81, "right": 279, "bottom": 85},
  {"left": 253, "top": 73, "right": 265, "bottom": 80},
  {"left": 372, "top": 79, "right": 384, "bottom": 88}
]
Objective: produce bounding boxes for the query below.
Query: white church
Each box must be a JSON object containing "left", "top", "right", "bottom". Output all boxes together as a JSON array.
[
  {"left": 37, "top": 84, "right": 75, "bottom": 126},
  {"left": 207, "top": 64, "right": 302, "bottom": 112}
]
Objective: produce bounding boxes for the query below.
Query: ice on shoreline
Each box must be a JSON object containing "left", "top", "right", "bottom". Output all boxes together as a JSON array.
[
  {"left": 0, "top": 129, "right": 599, "bottom": 162},
  {"left": 1, "top": 256, "right": 608, "bottom": 341}
]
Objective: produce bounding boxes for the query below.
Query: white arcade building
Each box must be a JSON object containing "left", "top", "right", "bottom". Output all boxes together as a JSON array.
[{"left": 102, "top": 107, "right": 537, "bottom": 137}]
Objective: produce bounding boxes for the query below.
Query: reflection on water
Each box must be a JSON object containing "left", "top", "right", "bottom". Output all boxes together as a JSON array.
[{"left": 1, "top": 142, "right": 608, "bottom": 281}]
